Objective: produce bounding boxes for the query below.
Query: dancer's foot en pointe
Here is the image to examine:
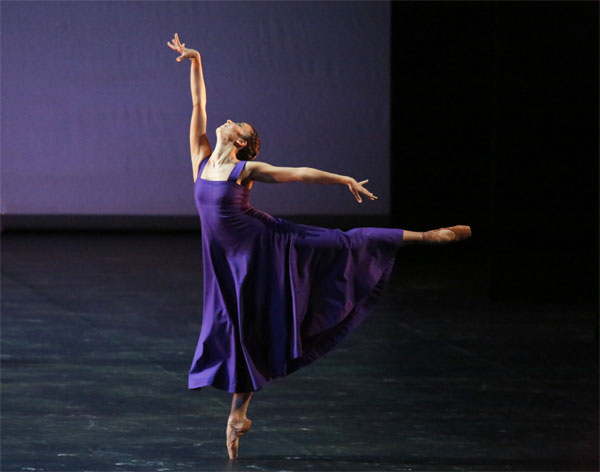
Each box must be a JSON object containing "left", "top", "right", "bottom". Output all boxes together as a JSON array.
[
  {"left": 226, "top": 416, "right": 252, "bottom": 460},
  {"left": 421, "top": 225, "right": 472, "bottom": 244}
]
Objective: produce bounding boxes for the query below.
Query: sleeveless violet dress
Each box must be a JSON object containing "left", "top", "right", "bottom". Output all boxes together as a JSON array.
[{"left": 189, "top": 157, "right": 404, "bottom": 393}]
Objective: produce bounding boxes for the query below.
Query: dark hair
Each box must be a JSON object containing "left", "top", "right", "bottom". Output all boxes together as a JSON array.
[{"left": 237, "top": 126, "right": 261, "bottom": 161}]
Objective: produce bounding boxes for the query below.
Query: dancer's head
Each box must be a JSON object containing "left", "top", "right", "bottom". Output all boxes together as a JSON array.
[{"left": 217, "top": 120, "right": 261, "bottom": 161}]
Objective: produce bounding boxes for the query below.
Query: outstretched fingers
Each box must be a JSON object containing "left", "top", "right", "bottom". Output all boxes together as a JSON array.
[
  {"left": 357, "top": 181, "right": 378, "bottom": 202},
  {"left": 347, "top": 179, "right": 378, "bottom": 203},
  {"left": 167, "top": 33, "right": 185, "bottom": 52},
  {"left": 175, "top": 33, "right": 184, "bottom": 48},
  {"left": 167, "top": 39, "right": 181, "bottom": 52}
]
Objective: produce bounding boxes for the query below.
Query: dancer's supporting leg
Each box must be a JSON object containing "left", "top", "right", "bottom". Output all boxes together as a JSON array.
[
  {"left": 229, "top": 392, "right": 253, "bottom": 422},
  {"left": 226, "top": 392, "right": 253, "bottom": 459}
]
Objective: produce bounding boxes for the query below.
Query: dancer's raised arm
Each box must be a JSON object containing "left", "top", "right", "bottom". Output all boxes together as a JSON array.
[{"left": 167, "top": 33, "right": 211, "bottom": 178}]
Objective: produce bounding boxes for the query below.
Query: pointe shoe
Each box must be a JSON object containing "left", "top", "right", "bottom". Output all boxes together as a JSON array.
[
  {"left": 226, "top": 417, "right": 252, "bottom": 460},
  {"left": 421, "top": 225, "right": 472, "bottom": 245}
]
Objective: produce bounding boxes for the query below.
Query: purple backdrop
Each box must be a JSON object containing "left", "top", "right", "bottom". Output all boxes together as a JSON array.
[{"left": 1, "top": 1, "right": 390, "bottom": 217}]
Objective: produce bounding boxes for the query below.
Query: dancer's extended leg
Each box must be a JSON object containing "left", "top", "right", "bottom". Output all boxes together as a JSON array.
[
  {"left": 226, "top": 392, "right": 253, "bottom": 460},
  {"left": 400, "top": 230, "right": 424, "bottom": 245},
  {"left": 402, "top": 225, "right": 472, "bottom": 245}
]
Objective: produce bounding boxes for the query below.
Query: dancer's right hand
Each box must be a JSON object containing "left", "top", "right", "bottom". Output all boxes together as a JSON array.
[
  {"left": 167, "top": 33, "right": 200, "bottom": 62},
  {"left": 347, "top": 178, "right": 378, "bottom": 203}
]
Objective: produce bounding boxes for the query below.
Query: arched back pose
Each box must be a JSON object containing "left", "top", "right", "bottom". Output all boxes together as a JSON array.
[{"left": 167, "top": 33, "right": 471, "bottom": 460}]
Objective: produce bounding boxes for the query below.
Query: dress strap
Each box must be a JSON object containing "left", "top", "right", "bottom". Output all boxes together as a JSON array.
[{"left": 227, "top": 160, "right": 247, "bottom": 182}]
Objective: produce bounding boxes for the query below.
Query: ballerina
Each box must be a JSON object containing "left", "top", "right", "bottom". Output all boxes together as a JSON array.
[{"left": 167, "top": 33, "right": 471, "bottom": 460}]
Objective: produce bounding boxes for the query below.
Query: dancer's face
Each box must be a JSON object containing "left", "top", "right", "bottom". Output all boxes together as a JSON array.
[{"left": 217, "top": 119, "right": 252, "bottom": 145}]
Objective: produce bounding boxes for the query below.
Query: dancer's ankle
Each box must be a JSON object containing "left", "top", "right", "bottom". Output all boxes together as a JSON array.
[{"left": 228, "top": 414, "right": 246, "bottom": 424}]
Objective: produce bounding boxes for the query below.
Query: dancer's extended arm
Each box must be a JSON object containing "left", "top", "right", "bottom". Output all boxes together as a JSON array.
[
  {"left": 167, "top": 33, "right": 211, "bottom": 179},
  {"left": 247, "top": 162, "right": 377, "bottom": 203}
]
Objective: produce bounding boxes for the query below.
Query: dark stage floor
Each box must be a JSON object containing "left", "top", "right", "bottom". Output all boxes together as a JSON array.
[{"left": 1, "top": 232, "right": 598, "bottom": 471}]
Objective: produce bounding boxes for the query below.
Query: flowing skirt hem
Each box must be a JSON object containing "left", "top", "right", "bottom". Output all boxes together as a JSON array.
[{"left": 188, "top": 254, "right": 397, "bottom": 394}]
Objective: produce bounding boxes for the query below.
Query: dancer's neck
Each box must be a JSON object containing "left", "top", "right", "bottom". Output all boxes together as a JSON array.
[{"left": 211, "top": 141, "right": 238, "bottom": 165}]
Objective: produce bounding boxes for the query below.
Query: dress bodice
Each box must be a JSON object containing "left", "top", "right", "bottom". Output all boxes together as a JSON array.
[{"left": 194, "top": 158, "right": 251, "bottom": 215}]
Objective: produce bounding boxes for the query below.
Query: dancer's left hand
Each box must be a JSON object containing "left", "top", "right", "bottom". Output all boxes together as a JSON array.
[{"left": 347, "top": 178, "right": 378, "bottom": 203}]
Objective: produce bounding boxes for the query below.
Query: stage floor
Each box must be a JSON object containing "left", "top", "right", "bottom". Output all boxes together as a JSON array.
[{"left": 2, "top": 232, "right": 597, "bottom": 471}]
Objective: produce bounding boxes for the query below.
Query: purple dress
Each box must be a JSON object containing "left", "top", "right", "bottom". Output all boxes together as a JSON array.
[{"left": 189, "top": 157, "right": 404, "bottom": 393}]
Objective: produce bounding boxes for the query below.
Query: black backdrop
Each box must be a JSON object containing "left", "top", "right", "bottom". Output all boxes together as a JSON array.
[{"left": 391, "top": 2, "right": 598, "bottom": 303}]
